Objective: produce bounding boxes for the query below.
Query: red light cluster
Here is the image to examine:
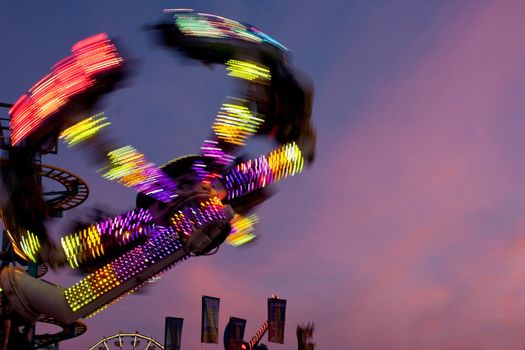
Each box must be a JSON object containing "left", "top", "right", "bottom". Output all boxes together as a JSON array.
[{"left": 9, "top": 33, "right": 123, "bottom": 146}]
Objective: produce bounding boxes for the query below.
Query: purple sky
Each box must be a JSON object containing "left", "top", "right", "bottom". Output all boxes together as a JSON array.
[{"left": 3, "top": 0, "right": 525, "bottom": 349}]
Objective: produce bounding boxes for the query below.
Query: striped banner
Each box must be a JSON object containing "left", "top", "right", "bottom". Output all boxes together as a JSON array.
[
  {"left": 164, "top": 317, "right": 184, "bottom": 350},
  {"left": 268, "top": 298, "right": 286, "bottom": 344},
  {"left": 201, "top": 296, "right": 220, "bottom": 343}
]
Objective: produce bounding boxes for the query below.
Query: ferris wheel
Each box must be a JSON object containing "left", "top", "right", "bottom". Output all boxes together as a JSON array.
[{"left": 89, "top": 332, "right": 163, "bottom": 350}]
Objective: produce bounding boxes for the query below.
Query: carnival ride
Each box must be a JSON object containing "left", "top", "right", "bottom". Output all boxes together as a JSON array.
[{"left": 0, "top": 9, "right": 315, "bottom": 349}]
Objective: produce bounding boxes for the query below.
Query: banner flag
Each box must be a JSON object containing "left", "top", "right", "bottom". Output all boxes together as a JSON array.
[
  {"left": 223, "top": 317, "right": 247, "bottom": 350},
  {"left": 164, "top": 317, "right": 184, "bottom": 350},
  {"left": 268, "top": 298, "right": 286, "bottom": 344},
  {"left": 201, "top": 295, "right": 220, "bottom": 343}
]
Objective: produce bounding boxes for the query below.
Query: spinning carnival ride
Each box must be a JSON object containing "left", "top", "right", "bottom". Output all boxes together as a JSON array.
[{"left": 0, "top": 9, "right": 315, "bottom": 347}]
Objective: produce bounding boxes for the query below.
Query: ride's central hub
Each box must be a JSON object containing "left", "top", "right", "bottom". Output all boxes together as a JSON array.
[
  {"left": 136, "top": 155, "right": 234, "bottom": 255},
  {"left": 170, "top": 196, "right": 233, "bottom": 255}
]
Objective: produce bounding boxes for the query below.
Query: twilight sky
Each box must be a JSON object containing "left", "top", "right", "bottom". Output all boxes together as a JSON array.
[{"left": 3, "top": 0, "right": 525, "bottom": 349}]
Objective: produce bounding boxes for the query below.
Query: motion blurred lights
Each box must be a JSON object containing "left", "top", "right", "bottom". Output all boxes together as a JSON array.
[
  {"left": 59, "top": 113, "right": 110, "bottom": 147},
  {"left": 103, "top": 146, "right": 147, "bottom": 181},
  {"left": 102, "top": 146, "right": 178, "bottom": 203},
  {"left": 10, "top": 34, "right": 122, "bottom": 146},
  {"left": 65, "top": 197, "right": 228, "bottom": 314},
  {"left": 226, "top": 60, "right": 271, "bottom": 82},
  {"left": 4, "top": 229, "right": 30, "bottom": 262},
  {"left": 200, "top": 139, "right": 236, "bottom": 165},
  {"left": 268, "top": 142, "right": 305, "bottom": 179},
  {"left": 170, "top": 196, "right": 228, "bottom": 237},
  {"left": 60, "top": 208, "right": 153, "bottom": 268},
  {"left": 227, "top": 214, "right": 258, "bottom": 246},
  {"left": 212, "top": 99, "right": 264, "bottom": 146},
  {"left": 19, "top": 231, "right": 41, "bottom": 263},
  {"left": 224, "top": 142, "right": 305, "bottom": 199},
  {"left": 173, "top": 10, "right": 288, "bottom": 51},
  {"left": 196, "top": 99, "right": 266, "bottom": 183},
  {"left": 175, "top": 12, "right": 261, "bottom": 43},
  {"left": 65, "top": 265, "right": 120, "bottom": 312},
  {"left": 175, "top": 13, "right": 223, "bottom": 38},
  {"left": 65, "top": 227, "right": 186, "bottom": 313}
]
